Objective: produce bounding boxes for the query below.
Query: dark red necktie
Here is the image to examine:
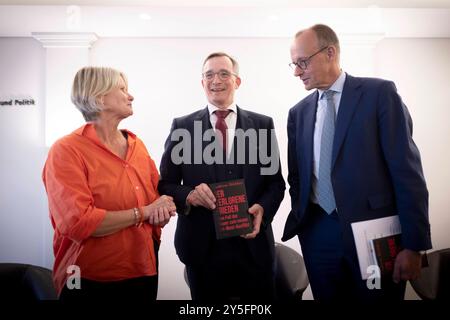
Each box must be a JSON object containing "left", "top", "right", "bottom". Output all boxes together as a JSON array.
[{"left": 215, "top": 110, "right": 231, "bottom": 151}]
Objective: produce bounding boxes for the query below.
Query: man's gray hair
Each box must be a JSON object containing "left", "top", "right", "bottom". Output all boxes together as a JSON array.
[
  {"left": 296, "top": 24, "right": 340, "bottom": 57},
  {"left": 202, "top": 52, "right": 239, "bottom": 75}
]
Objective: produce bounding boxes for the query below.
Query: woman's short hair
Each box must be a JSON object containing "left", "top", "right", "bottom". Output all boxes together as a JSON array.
[{"left": 71, "top": 67, "right": 127, "bottom": 121}]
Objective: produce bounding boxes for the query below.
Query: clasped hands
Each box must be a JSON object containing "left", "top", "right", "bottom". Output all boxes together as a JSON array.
[
  {"left": 186, "top": 183, "right": 263, "bottom": 239},
  {"left": 142, "top": 195, "right": 177, "bottom": 227}
]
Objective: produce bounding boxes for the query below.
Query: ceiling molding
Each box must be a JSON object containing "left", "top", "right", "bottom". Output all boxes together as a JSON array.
[{"left": 31, "top": 32, "right": 98, "bottom": 48}]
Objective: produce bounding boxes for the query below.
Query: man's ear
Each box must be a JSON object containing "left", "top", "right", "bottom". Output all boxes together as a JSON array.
[
  {"left": 327, "top": 46, "right": 337, "bottom": 61},
  {"left": 235, "top": 76, "right": 241, "bottom": 89}
]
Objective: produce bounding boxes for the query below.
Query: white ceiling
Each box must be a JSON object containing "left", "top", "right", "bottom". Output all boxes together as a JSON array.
[
  {"left": 1, "top": 3, "right": 449, "bottom": 38},
  {"left": 0, "top": 0, "right": 449, "bottom": 8}
]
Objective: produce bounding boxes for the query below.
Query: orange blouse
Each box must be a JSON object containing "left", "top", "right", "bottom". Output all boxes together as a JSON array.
[{"left": 42, "top": 124, "right": 161, "bottom": 295}]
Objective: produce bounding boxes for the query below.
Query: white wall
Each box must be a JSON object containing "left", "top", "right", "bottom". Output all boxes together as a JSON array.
[
  {"left": 1, "top": 35, "right": 449, "bottom": 300},
  {"left": 374, "top": 38, "right": 450, "bottom": 251},
  {"left": 0, "top": 38, "right": 52, "bottom": 266}
]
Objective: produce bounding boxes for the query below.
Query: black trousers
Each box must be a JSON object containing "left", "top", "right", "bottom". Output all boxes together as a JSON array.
[
  {"left": 186, "top": 237, "right": 275, "bottom": 301},
  {"left": 59, "top": 275, "right": 158, "bottom": 302}
]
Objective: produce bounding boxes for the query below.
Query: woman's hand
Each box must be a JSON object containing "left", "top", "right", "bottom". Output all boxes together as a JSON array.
[{"left": 142, "top": 195, "right": 177, "bottom": 226}]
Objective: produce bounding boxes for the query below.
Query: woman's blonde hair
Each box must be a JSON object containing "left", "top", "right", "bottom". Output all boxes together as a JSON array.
[{"left": 71, "top": 67, "right": 127, "bottom": 121}]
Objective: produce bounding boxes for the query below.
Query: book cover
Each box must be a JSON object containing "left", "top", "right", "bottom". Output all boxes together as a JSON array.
[
  {"left": 209, "top": 179, "right": 253, "bottom": 240},
  {"left": 351, "top": 215, "right": 401, "bottom": 280},
  {"left": 371, "top": 233, "right": 402, "bottom": 276}
]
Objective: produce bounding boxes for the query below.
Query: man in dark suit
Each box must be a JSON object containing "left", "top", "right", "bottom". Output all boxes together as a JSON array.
[
  {"left": 282, "top": 24, "right": 432, "bottom": 301},
  {"left": 159, "top": 52, "right": 285, "bottom": 300}
]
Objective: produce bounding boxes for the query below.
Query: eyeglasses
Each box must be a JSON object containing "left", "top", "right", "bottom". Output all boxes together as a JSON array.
[
  {"left": 289, "top": 46, "right": 328, "bottom": 71},
  {"left": 202, "top": 70, "right": 238, "bottom": 81}
]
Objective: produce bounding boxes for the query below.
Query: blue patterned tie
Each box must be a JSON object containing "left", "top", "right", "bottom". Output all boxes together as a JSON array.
[{"left": 317, "top": 90, "right": 337, "bottom": 214}]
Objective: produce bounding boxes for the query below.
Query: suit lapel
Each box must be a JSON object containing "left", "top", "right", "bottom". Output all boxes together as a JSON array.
[
  {"left": 332, "top": 75, "right": 362, "bottom": 169},
  {"left": 236, "top": 106, "right": 252, "bottom": 131},
  {"left": 197, "top": 107, "right": 217, "bottom": 181},
  {"left": 300, "top": 92, "right": 319, "bottom": 189},
  {"left": 236, "top": 106, "right": 254, "bottom": 181}
]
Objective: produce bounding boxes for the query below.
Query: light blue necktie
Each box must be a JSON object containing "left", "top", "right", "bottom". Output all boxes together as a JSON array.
[{"left": 317, "top": 90, "right": 337, "bottom": 214}]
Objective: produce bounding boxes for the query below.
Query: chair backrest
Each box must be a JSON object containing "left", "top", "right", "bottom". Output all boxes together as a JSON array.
[
  {"left": 274, "top": 243, "right": 309, "bottom": 300},
  {"left": 0, "top": 263, "right": 57, "bottom": 300},
  {"left": 410, "top": 248, "right": 450, "bottom": 300},
  {"left": 182, "top": 243, "right": 310, "bottom": 300}
]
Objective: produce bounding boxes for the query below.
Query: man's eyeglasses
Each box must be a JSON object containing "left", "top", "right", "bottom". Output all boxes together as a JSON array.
[
  {"left": 289, "top": 46, "right": 329, "bottom": 71},
  {"left": 202, "top": 70, "right": 238, "bottom": 81}
]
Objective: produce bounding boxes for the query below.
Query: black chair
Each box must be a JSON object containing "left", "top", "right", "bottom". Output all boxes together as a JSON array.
[
  {"left": 183, "top": 242, "right": 309, "bottom": 300},
  {"left": 274, "top": 242, "right": 309, "bottom": 300},
  {"left": 0, "top": 263, "right": 57, "bottom": 300},
  {"left": 410, "top": 248, "right": 450, "bottom": 300}
]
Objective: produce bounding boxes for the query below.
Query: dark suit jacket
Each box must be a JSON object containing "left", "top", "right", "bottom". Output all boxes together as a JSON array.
[
  {"left": 159, "top": 106, "right": 285, "bottom": 267},
  {"left": 282, "top": 74, "right": 431, "bottom": 254}
]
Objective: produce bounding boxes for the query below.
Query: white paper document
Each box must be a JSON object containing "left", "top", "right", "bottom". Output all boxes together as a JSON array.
[{"left": 351, "top": 215, "right": 401, "bottom": 280}]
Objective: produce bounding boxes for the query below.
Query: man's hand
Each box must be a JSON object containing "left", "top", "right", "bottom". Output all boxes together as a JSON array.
[
  {"left": 186, "top": 183, "right": 216, "bottom": 210},
  {"left": 393, "top": 248, "right": 422, "bottom": 283},
  {"left": 241, "top": 203, "right": 264, "bottom": 240},
  {"left": 143, "top": 195, "right": 177, "bottom": 226}
]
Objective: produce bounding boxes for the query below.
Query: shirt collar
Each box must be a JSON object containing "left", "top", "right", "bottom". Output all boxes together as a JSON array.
[
  {"left": 207, "top": 103, "right": 237, "bottom": 116},
  {"left": 74, "top": 123, "right": 136, "bottom": 142},
  {"left": 318, "top": 71, "right": 346, "bottom": 99}
]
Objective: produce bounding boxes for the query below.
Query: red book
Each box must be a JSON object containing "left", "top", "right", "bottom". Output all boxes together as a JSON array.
[
  {"left": 371, "top": 233, "right": 402, "bottom": 276},
  {"left": 209, "top": 179, "right": 253, "bottom": 240}
]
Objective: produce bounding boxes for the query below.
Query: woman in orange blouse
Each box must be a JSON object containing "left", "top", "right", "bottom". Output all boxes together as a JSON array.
[{"left": 42, "top": 66, "right": 176, "bottom": 300}]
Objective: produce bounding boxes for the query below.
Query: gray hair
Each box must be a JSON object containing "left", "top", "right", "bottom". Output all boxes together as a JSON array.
[
  {"left": 296, "top": 24, "right": 340, "bottom": 57},
  {"left": 71, "top": 67, "right": 127, "bottom": 121},
  {"left": 202, "top": 52, "right": 239, "bottom": 75}
]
